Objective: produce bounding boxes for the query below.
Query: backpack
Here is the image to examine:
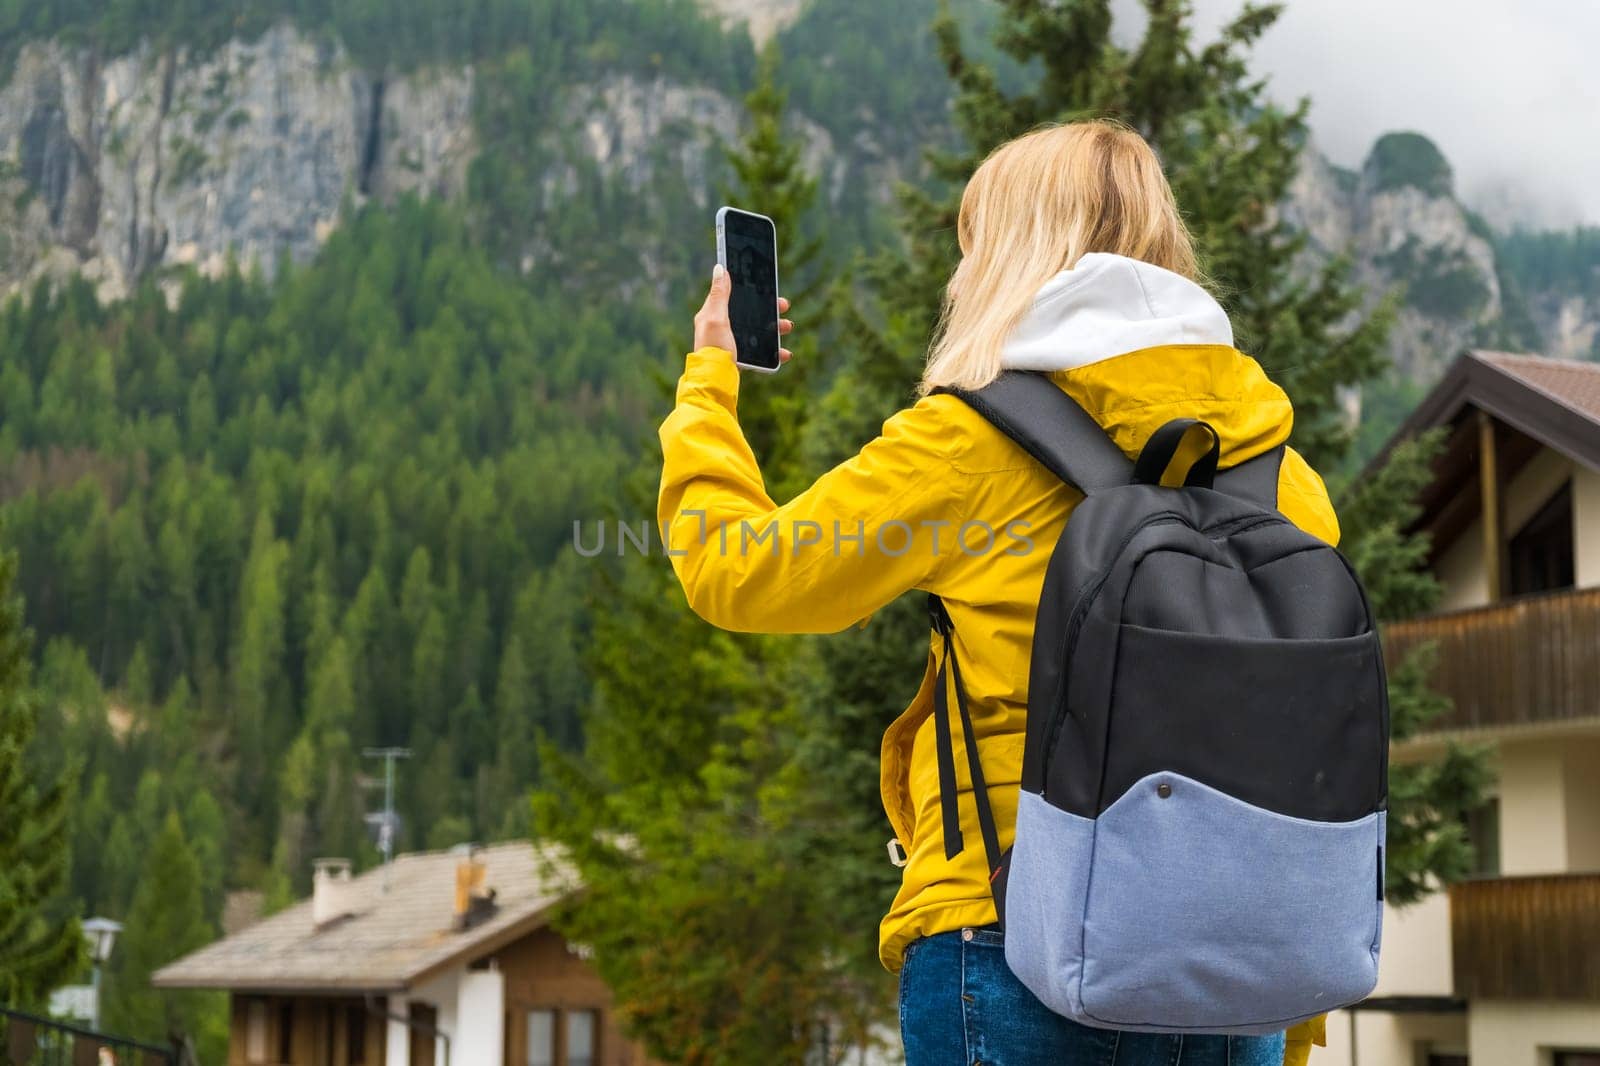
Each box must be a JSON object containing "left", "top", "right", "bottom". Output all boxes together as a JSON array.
[{"left": 928, "top": 370, "right": 1388, "bottom": 1035}]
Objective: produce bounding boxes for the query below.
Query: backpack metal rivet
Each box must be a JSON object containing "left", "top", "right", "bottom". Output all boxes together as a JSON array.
[
  {"left": 1157, "top": 783, "right": 1173, "bottom": 798},
  {"left": 961, "top": 927, "right": 974, "bottom": 942}
]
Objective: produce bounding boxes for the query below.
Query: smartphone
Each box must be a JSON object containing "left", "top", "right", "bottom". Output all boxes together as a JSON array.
[{"left": 715, "top": 206, "right": 782, "bottom": 373}]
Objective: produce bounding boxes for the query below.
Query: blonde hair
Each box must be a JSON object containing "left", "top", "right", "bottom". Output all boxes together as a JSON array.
[{"left": 921, "top": 121, "right": 1201, "bottom": 394}]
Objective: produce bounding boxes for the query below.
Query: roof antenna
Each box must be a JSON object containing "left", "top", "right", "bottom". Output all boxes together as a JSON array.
[{"left": 362, "top": 747, "right": 412, "bottom": 892}]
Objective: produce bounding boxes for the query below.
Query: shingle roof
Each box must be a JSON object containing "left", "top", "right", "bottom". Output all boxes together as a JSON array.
[
  {"left": 153, "top": 843, "right": 577, "bottom": 992},
  {"left": 1371, "top": 350, "right": 1600, "bottom": 478},
  {"left": 1474, "top": 350, "right": 1600, "bottom": 423}
]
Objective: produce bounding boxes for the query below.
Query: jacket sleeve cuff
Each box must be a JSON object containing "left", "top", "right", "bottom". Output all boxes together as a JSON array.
[{"left": 676, "top": 346, "right": 740, "bottom": 409}]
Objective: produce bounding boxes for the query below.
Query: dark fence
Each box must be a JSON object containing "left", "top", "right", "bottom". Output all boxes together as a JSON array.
[
  {"left": 1449, "top": 872, "right": 1600, "bottom": 1000},
  {"left": 1383, "top": 585, "right": 1600, "bottom": 733},
  {"left": 0, "top": 1007, "right": 177, "bottom": 1066}
]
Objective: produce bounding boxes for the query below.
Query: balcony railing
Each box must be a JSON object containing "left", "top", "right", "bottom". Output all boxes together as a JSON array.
[
  {"left": 1383, "top": 585, "right": 1600, "bottom": 733},
  {"left": 0, "top": 1006, "right": 178, "bottom": 1066},
  {"left": 1449, "top": 873, "right": 1600, "bottom": 1001}
]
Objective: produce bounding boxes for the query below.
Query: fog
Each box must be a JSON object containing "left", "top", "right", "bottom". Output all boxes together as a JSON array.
[{"left": 1112, "top": 0, "right": 1600, "bottom": 229}]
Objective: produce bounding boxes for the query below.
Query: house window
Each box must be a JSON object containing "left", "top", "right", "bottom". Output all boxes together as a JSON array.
[
  {"left": 347, "top": 1004, "right": 367, "bottom": 1065},
  {"left": 527, "top": 1010, "right": 556, "bottom": 1066},
  {"left": 409, "top": 1003, "right": 439, "bottom": 1066},
  {"left": 1554, "top": 1054, "right": 1600, "bottom": 1066},
  {"left": 525, "top": 1009, "right": 600, "bottom": 1066},
  {"left": 567, "top": 1010, "right": 597, "bottom": 1066},
  {"left": 1508, "top": 481, "right": 1574, "bottom": 596},
  {"left": 245, "top": 1001, "right": 269, "bottom": 1063},
  {"left": 277, "top": 1003, "right": 294, "bottom": 1063}
]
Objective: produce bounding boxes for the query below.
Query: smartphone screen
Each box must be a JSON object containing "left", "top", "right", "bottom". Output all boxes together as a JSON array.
[{"left": 718, "top": 208, "right": 781, "bottom": 372}]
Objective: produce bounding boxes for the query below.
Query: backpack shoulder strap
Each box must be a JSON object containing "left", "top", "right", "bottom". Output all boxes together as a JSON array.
[
  {"left": 1214, "top": 446, "right": 1284, "bottom": 510},
  {"left": 934, "top": 370, "right": 1131, "bottom": 494}
]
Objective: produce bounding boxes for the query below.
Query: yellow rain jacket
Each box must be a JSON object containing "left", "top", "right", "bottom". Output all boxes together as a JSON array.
[{"left": 658, "top": 254, "right": 1335, "bottom": 1064}]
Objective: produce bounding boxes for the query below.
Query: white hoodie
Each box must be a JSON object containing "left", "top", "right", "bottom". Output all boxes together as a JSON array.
[{"left": 998, "top": 252, "right": 1233, "bottom": 373}]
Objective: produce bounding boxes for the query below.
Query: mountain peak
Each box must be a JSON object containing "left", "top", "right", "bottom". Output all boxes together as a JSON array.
[{"left": 1365, "top": 131, "right": 1455, "bottom": 200}]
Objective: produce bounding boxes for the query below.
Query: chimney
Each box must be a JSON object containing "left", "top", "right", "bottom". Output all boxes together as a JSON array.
[
  {"left": 312, "top": 858, "right": 357, "bottom": 927},
  {"left": 452, "top": 844, "right": 496, "bottom": 931}
]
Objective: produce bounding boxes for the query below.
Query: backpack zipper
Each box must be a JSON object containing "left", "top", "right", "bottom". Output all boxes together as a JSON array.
[{"left": 1040, "top": 513, "right": 1180, "bottom": 777}]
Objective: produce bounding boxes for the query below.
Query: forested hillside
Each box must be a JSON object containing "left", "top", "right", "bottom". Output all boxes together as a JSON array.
[
  {"left": 0, "top": 0, "right": 970, "bottom": 857},
  {"left": 0, "top": 1, "right": 985, "bottom": 1050},
  {"left": 1, "top": 0, "right": 748, "bottom": 73},
  {"left": 13, "top": 195, "right": 645, "bottom": 882},
  {"left": 5, "top": 199, "right": 669, "bottom": 1053}
]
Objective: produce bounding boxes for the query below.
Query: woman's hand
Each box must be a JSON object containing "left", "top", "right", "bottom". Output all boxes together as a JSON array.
[{"left": 694, "top": 263, "right": 793, "bottom": 364}]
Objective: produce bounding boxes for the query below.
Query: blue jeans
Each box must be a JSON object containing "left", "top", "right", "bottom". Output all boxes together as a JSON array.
[{"left": 899, "top": 927, "right": 1286, "bottom": 1066}]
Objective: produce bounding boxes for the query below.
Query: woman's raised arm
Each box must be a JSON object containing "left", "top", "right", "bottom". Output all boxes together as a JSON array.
[{"left": 658, "top": 270, "right": 975, "bottom": 633}]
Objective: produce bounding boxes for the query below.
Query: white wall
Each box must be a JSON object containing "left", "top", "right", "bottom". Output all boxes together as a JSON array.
[
  {"left": 454, "top": 969, "right": 505, "bottom": 1066},
  {"left": 1435, "top": 514, "right": 1491, "bottom": 612},
  {"left": 1372, "top": 891, "right": 1454, "bottom": 998},
  {"left": 385, "top": 994, "right": 411, "bottom": 1066},
  {"left": 410, "top": 970, "right": 460, "bottom": 1066},
  {"left": 1562, "top": 739, "right": 1600, "bottom": 872},
  {"left": 1469, "top": 1000, "right": 1600, "bottom": 1066},
  {"left": 1507, "top": 450, "right": 1578, "bottom": 541},
  {"left": 1314, "top": 1008, "right": 1467, "bottom": 1066},
  {"left": 1497, "top": 737, "right": 1600, "bottom": 876},
  {"left": 1312, "top": 1002, "right": 1600, "bottom": 1066},
  {"left": 1576, "top": 462, "right": 1600, "bottom": 589},
  {"left": 1433, "top": 447, "right": 1576, "bottom": 611},
  {"left": 1500, "top": 739, "right": 1573, "bottom": 875}
]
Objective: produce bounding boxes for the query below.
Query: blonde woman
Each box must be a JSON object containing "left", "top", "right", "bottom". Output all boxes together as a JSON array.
[{"left": 660, "top": 121, "right": 1334, "bottom": 1065}]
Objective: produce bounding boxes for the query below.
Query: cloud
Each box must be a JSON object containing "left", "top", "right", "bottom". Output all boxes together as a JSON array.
[{"left": 1112, "top": 0, "right": 1600, "bottom": 228}]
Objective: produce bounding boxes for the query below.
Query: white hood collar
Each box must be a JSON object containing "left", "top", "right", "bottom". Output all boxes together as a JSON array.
[{"left": 999, "top": 253, "right": 1232, "bottom": 373}]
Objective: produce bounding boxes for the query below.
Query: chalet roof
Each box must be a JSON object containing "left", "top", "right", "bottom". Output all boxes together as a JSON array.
[
  {"left": 153, "top": 842, "right": 576, "bottom": 993},
  {"left": 1379, "top": 350, "right": 1600, "bottom": 474},
  {"left": 1370, "top": 350, "right": 1600, "bottom": 559},
  {"left": 1477, "top": 350, "right": 1600, "bottom": 424}
]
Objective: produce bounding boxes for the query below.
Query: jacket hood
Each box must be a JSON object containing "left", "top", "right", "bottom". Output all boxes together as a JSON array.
[
  {"left": 999, "top": 253, "right": 1232, "bottom": 372},
  {"left": 999, "top": 253, "right": 1292, "bottom": 464}
]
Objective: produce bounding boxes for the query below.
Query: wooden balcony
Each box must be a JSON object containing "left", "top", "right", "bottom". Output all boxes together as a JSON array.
[
  {"left": 1383, "top": 586, "right": 1600, "bottom": 733},
  {"left": 1449, "top": 873, "right": 1600, "bottom": 1000}
]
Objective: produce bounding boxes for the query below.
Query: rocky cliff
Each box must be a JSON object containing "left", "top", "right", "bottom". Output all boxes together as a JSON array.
[
  {"left": 0, "top": 20, "right": 851, "bottom": 304},
  {"left": 0, "top": 24, "right": 473, "bottom": 301},
  {"left": 1286, "top": 132, "right": 1513, "bottom": 381},
  {"left": 1289, "top": 130, "right": 1599, "bottom": 375},
  {"left": 0, "top": 19, "right": 1592, "bottom": 380}
]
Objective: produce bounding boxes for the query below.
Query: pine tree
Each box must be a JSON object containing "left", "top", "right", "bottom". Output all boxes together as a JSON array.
[
  {"left": 271, "top": 636, "right": 362, "bottom": 894},
  {"left": 484, "top": 632, "right": 535, "bottom": 830},
  {"left": 231, "top": 508, "right": 291, "bottom": 851},
  {"left": 829, "top": 0, "right": 1485, "bottom": 904},
  {"left": 183, "top": 789, "right": 229, "bottom": 928},
  {"left": 307, "top": 638, "right": 362, "bottom": 863},
  {"left": 104, "top": 811, "right": 227, "bottom": 1062},
  {"left": 0, "top": 547, "right": 83, "bottom": 1005},
  {"left": 532, "top": 55, "right": 880, "bottom": 1066},
  {"left": 519, "top": 558, "right": 589, "bottom": 753}
]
